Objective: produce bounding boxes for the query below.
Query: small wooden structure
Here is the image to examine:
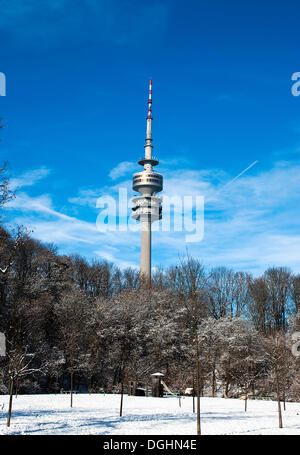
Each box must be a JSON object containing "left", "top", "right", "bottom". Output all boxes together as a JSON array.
[
  {"left": 128, "top": 381, "right": 146, "bottom": 396},
  {"left": 151, "top": 372, "right": 164, "bottom": 397}
]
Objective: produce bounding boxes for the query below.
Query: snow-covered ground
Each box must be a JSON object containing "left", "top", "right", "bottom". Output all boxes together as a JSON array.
[{"left": 0, "top": 393, "right": 300, "bottom": 435}]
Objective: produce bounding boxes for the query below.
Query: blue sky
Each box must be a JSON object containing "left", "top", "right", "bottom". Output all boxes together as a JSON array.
[{"left": 1, "top": 0, "right": 300, "bottom": 275}]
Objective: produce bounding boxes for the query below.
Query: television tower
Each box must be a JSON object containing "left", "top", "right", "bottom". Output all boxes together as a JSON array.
[{"left": 132, "top": 80, "right": 163, "bottom": 285}]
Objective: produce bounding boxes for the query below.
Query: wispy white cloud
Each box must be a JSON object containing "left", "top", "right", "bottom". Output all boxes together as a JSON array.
[
  {"left": 7, "top": 170, "right": 140, "bottom": 265},
  {"left": 68, "top": 189, "right": 101, "bottom": 208},
  {"left": 93, "top": 249, "right": 137, "bottom": 269},
  {"left": 10, "top": 167, "right": 51, "bottom": 190},
  {"left": 6, "top": 159, "right": 300, "bottom": 275},
  {"left": 109, "top": 161, "right": 136, "bottom": 181},
  {"left": 68, "top": 160, "right": 137, "bottom": 208}
]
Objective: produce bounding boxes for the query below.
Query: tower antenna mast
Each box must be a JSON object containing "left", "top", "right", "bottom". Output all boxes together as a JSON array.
[{"left": 132, "top": 80, "right": 163, "bottom": 286}]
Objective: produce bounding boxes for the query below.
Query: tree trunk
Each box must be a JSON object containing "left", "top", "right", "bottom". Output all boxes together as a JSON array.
[
  {"left": 277, "top": 394, "right": 283, "bottom": 428},
  {"left": 179, "top": 392, "right": 181, "bottom": 407},
  {"left": 88, "top": 375, "right": 92, "bottom": 394},
  {"left": 56, "top": 373, "right": 59, "bottom": 393},
  {"left": 283, "top": 390, "right": 286, "bottom": 411},
  {"left": 7, "top": 379, "right": 14, "bottom": 427},
  {"left": 120, "top": 380, "right": 124, "bottom": 417},
  {"left": 224, "top": 379, "right": 229, "bottom": 398},
  {"left": 192, "top": 376, "right": 195, "bottom": 413},
  {"left": 194, "top": 330, "right": 201, "bottom": 435},
  {"left": 276, "top": 370, "right": 283, "bottom": 428},
  {"left": 200, "top": 378, "right": 204, "bottom": 397},
  {"left": 244, "top": 382, "right": 248, "bottom": 412},
  {"left": 212, "top": 368, "right": 215, "bottom": 397},
  {"left": 70, "top": 371, "right": 74, "bottom": 408}
]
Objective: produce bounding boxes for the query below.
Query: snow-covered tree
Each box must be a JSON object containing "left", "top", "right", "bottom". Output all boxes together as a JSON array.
[
  {"left": 264, "top": 332, "right": 295, "bottom": 428},
  {"left": 54, "top": 289, "right": 89, "bottom": 407}
]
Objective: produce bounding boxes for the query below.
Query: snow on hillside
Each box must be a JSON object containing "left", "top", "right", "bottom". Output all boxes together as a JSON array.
[{"left": 0, "top": 394, "right": 300, "bottom": 435}]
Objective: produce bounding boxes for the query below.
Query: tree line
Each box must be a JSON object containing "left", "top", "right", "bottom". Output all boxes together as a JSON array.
[
  {"left": 0, "top": 163, "right": 300, "bottom": 431},
  {"left": 0, "top": 225, "right": 299, "bottom": 391}
]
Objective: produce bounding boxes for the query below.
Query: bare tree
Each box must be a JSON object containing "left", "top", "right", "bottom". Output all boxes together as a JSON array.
[
  {"left": 107, "top": 289, "right": 148, "bottom": 417},
  {"left": 264, "top": 333, "right": 293, "bottom": 428},
  {"left": 54, "top": 290, "right": 88, "bottom": 407},
  {"left": 6, "top": 346, "right": 44, "bottom": 426},
  {"left": 232, "top": 271, "right": 251, "bottom": 318},
  {"left": 169, "top": 256, "right": 207, "bottom": 436},
  {"left": 291, "top": 274, "right": 300, "bottom": 315},
  {"left": 248, "top": 276, "right": 271, "bottom": 333},
  {"left": 0, "top": 162, "right": 14, "bottom": 217},
  {"left": 264, "top": 268, "right": 292, "bottom": 333},
  {"left": 207, "top": 267, "right": 234, "bottom": 319},
  {"left": 0, "top": 226, "right": 25, "bottom": 277},
  {"left": 0, "top": 120, "right": 15, "bottom": 219}
]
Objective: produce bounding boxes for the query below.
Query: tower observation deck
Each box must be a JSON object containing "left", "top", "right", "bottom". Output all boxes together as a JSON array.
[{"left": 132, "top": 80, "right": 162, "bottom": 285}]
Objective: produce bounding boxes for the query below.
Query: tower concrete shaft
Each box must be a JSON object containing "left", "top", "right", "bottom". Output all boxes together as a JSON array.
[
  {"left": 132, "top": 80, "right": 163, "bottom": 285},
  {"left": 140, "top": 218, "right": 151, "bottom": 281}
]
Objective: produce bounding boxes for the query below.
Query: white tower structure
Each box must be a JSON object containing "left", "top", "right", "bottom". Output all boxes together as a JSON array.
[{"left": 132, "top": 80, "right": 163, "bottom": 285}]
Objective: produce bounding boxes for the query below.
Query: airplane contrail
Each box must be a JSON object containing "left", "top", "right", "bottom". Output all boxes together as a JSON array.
[{"left": 216, "top": 160, "right": 258, "bottom": 194}]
